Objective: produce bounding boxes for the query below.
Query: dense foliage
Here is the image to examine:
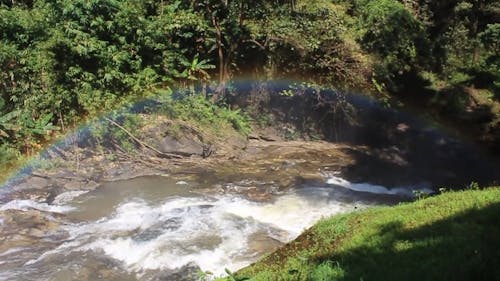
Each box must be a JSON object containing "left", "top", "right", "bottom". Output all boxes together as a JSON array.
[{"left": 1, "top": 0, "right": 499, "bottom": 173}]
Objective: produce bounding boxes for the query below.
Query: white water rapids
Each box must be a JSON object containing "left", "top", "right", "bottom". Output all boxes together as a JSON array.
[{"left": 0, "top": 175, "right": 423, "bottom": 280}]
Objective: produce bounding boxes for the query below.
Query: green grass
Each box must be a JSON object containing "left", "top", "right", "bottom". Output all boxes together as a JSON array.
[{"left": 226, "top": 187, "right": 500, "bottom": 281}]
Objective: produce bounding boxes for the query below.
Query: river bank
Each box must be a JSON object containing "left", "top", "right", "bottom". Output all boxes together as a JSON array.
[{"left": 230, "top": 187, "right": 500, "bottom": 281}]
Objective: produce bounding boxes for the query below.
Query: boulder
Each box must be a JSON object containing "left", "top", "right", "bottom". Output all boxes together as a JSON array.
[{"left": 158, "top": 135, "right": 204, "bottom": 157}]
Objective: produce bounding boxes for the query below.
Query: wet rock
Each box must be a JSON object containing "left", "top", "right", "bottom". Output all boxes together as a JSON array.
[
  {"left": 152, "top": 262, "right": 201, "bottom": 281},
  {"left": 63, "top": 180, "right": 88, "bottom": 190},
  {"left": 246, "top": 231, "right": 284, "bottom": 256},
  {"left": 0, "top": 209, "right": 66, "bottom": 253},
  {"left": 159, "top": 135, "right": 204, "bottom": 156},
  {"left": 132, "top": 217, "right": 183, "bottom": 241},
  {"left": 9, "top": 177, "right": 54, "bottom": 196},
  {"left": 249, "top": 127, "right": 283, "bottom": 142},
  {"left": 7, "top": 188, "right": 54, "bottom": 202},
  {"left": 20, "top": 176, "right": 51, "bottom": 190},
  {"left": 217, "top": 135, "right": 248, "bottom": 158},
  {"left": 43, "top": 168, "right": 79, "bottom": 180},
  {"left": 202, "top": 141, "right": 355, "bottom": 191},
  {"left": 243, "top": 187, "right": 273, "bottom": 202},
  {"left": 47, "top": 251, "right": 136, "bottom": 281}
]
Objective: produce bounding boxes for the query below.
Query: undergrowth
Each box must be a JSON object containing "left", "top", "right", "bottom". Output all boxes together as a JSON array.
[{"left": 158, "top": 93, "right": 251, "bottom": 136}]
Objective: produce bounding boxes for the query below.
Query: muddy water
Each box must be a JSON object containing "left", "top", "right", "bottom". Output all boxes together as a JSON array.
[{"left": 0, "top": 175, "right": 415, "bottom": 280}]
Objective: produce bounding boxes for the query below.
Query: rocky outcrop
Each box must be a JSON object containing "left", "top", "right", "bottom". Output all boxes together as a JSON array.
[
  {"left": 158, "top": 135, "right": 206, "bottom": 157},
  {"left": 0, "top": 209, "right": 66, "bottom": 253}
]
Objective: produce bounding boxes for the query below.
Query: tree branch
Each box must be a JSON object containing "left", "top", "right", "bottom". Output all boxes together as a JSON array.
[
  {"left": 104, "top": 117, "right": 183, "bottom": 159},
  {"left": 244, "top": 39, "right": 266, "bottom": 50}
]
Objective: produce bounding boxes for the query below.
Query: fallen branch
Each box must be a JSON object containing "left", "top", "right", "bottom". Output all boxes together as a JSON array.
[
  {"left": 31, "top": 172, "right": 81, "bottom": 181},
  {"left": 104, "top": 117, "right": 183, "bottom": 159}
]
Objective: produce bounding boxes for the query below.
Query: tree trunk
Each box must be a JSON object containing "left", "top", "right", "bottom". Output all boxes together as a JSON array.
[
  {"left": 239, "top": 0, "right": 245, "bottom": 26},
  {"left": 207, "top": 5, "right": 226, "bottom": 102},
  {"left": 471, "top": 0, "right": 484, "bottom": 64},
  {"left": 209, "top": 10, "right": 226, "bottom": 86}
]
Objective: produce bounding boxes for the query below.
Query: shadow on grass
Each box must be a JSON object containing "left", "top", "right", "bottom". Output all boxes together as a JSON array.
[{"left": 313, "top": 203, "right": 500, "bottom": 281}]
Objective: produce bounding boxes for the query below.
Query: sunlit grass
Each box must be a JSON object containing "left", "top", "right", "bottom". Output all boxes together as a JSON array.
[{"left": 227, "top": 187, "right": 500, "bottom": 281}]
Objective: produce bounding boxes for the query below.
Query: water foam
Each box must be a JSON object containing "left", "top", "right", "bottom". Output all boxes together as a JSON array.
[
  {"left": 28, "top": 188, "right": 353, "bottom": 277},
  {"left": 0, "top": 199, "right": 74, "bottom": 213},
  {"left": 326, "top": 176, "right": 433, "bottom": 196},
  {"left": 0, "top": 247, "right": 27, "bottom": 257},
  {"left": 52, "top": 190, "right": 90, "bottom": 205},
  {"left": 220, "top": 190, "right": 349, "bottom": 237}
]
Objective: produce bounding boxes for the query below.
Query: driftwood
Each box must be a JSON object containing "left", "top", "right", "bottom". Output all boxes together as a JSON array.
[
  {"left": 104, "top": 117, "right": 183, "bottom": 159},
  {"left": 110, "top": 140, "right": 173, "bottom": 168}
]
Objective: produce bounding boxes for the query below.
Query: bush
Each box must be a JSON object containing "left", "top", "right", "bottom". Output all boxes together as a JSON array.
[
  {"left": 90, "top": 112, "right": 143, "bottom": 153},
  {"left": 0, "top": 144, "right": 22, "bottom": 181},
  {"left": 159, "top": 93, "right": 251, "bottom": 136}
]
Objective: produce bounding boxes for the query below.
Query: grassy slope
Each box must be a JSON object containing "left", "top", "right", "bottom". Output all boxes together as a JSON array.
[{"left": 228, "top": 188, "right": 500, "bottom": 281}]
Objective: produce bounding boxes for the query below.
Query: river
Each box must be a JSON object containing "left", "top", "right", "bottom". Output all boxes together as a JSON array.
[{"left": 0, "top": 173, "right": 414, "bottom": 280}]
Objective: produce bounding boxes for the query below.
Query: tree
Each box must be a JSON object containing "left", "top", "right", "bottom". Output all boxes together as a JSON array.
[
  {"left": 176, "top": 54, "right": 215, "bottom": 95},
  {"left": 357, "top": 0, "right": 429, "bottom": 74}
]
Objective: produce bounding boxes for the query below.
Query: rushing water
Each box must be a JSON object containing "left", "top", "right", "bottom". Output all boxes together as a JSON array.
[{"left": 0, "top": 174, "right": 415, "bottom": 280}]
